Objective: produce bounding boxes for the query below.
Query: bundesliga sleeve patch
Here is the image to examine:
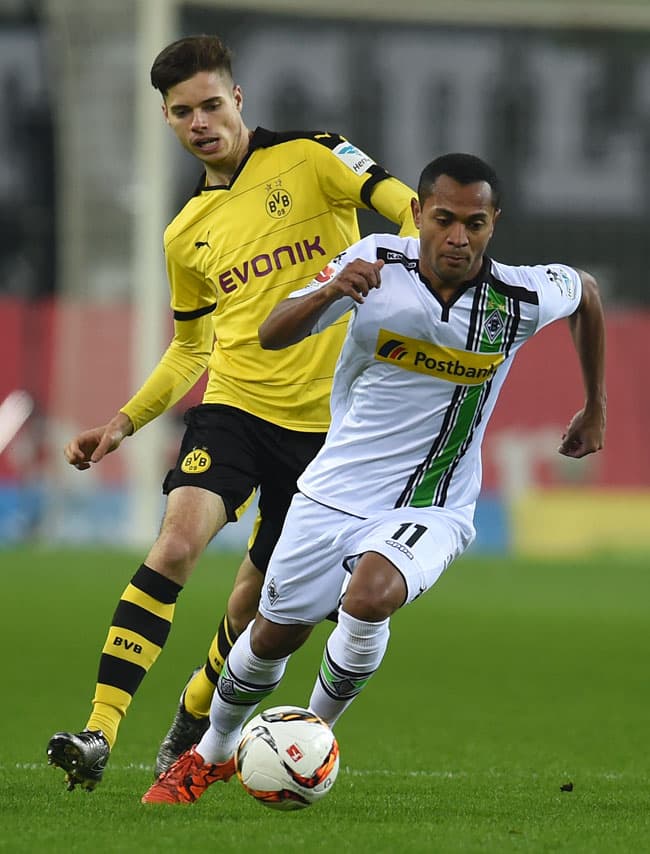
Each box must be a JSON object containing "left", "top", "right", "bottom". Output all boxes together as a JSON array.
[
  {"left": 544, "top": 266, "right": 577, "bottom": 300},
  {"left": 332, "top": 142, "right": 375, "bottom": 175}
]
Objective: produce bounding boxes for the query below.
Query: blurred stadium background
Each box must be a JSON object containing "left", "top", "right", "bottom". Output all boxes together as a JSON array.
[{"left": 1, "top": 0, "right": 649, "bottom": 555}]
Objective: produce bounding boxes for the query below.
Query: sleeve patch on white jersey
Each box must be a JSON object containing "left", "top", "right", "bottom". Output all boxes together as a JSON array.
[
  {"left": 545, "top": 266, "right": 577, "bottom": 300},
  {"left": 314, "top": 263, "right": 338, "bottom": 284},
  {"left": 333, "top": 142, "right": 375, "bottom": 175}
]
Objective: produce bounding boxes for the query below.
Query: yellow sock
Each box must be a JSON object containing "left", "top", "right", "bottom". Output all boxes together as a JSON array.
[
  {"left": 183, "top": 615, "right": 239, "bottom": 718},
  {"left": 86, "top": 695, "right": 130, "bottom": 749},
  {"left": 85, "top": 564, "right": 181, "bottom": 749},
  {"left": 184, "top": 669, "right": 216, "bottom": 718}
]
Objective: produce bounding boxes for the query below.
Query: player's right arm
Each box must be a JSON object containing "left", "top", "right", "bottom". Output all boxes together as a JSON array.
[
  {"left": 64, "top": 234, "right": 217, "bottom": 470},
  {"left": 64, "top": 309, "right": 213, "bottom": 469},
  {"left": 259, "top": 258, "right": 384, "bottom": 351}
]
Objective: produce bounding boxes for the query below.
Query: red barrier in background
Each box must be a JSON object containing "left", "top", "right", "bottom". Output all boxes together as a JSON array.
[
  {"left": 1, "top": 298, "right": 648, "bottom": 489},
  {"left": 482, "top": 312, "right": 649, "bottom": 490}
]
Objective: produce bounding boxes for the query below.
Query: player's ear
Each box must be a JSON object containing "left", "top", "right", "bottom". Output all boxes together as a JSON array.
[
  {"left": 411, "top": 197, "right": 422, "bottom": 229},
  {"left": 161, "top": 101, "right": 170, "bottom": 125},
  {"left": 233, "top": 85, "right": 243, "bottom": 111}
]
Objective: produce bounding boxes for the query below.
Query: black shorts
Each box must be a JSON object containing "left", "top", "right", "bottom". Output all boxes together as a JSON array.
[{"left": 163, "top": 404, "right": 325, "bottom": 572}]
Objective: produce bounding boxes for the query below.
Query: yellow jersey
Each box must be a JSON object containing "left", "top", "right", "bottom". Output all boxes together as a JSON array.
[{"left": 122, "top": 128, "right": 416, "bottom": 433}]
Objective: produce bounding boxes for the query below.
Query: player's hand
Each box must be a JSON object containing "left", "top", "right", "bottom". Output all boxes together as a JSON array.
[
  {"left": 326, "top": 259, "right": 384, "bottom": 304},
  {"left": 64, "top": 412, "right": 134, "bottom": 470},
  {"left": 558, "top": 407, "right": 605, "bottom": 458}
]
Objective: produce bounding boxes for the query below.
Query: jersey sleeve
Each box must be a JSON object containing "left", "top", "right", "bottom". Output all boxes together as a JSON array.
[
  {"left": 166, "top": 246, "right": 218, "bottom": 319},
  {"left": 120, "top": 312, "right": 213, "bottom": 432},
  {"left": 534, "top": 264, "right": 582, "bottom": 331},
  {"left": 369, "top": 176, "right": 418, "bottom": 237},
  {"left": 308, "top": 135, "right": 416, "bottom": 235},
  {"left": 119, "top": 235, "right": 218, "bottom": 431}
]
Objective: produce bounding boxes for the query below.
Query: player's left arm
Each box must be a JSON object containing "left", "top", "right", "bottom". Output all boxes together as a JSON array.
[
  {"left": 313, "top": 135, "right": 417, "bottom": 235},
  {"left": 369, "top": 177, "right": 418, "bottom": 237},
  {"left": 558, "top": 270, "right": 607, "bottom": 458}
]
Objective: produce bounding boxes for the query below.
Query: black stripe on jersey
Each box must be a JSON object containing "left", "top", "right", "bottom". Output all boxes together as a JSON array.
[
  {"left": 173, "top": 303, "right": 216, "bottom": 321},
  {"left": 434, "top": 380, "right": 493, "bottom": 506},
  {"left": 503, "top": 295, "right": 520, "bottom": 357},
  {"left": 376, "top": 246, "right": 419, "bottom": 271},
  {"left": 360, "top": 165, "right": 392, "bottom": 209},
  {"left": 466, "top": 284, "right": 487, "bottom": 350},
  {"left": 395, "top": 385, "right": 465, "bottom": 508},
  {"left": 110, "top": 600, "right": 171, "bottom": 648},
  {"left": 488, "top": 276, "right": 539, "bottom": 305},
  {"left": 97, "top": 654, "right": 146, "bottom": 695},
  {"left": 250, "top": 128, "right": 347, "bottom": 150}
]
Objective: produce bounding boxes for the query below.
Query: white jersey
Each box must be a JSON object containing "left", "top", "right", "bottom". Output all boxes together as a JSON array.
[{"left": 289, "top": 233, "right": 581, "bottom": 520}]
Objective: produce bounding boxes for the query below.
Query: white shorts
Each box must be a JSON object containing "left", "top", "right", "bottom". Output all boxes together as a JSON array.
[{"left": 259, "top": 492, "right": 475, "bottom": 625}]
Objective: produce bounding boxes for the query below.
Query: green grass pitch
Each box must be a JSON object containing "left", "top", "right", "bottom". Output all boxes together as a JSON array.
[{"left": 1, "top": 546, "right": 649, "bottom": 853}]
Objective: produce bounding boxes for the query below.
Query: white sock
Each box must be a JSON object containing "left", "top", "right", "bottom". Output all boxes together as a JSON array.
[
  {"left": 197, "top": 623, "right": 289, "bottom": 763},
  {"left": 309, "top": 609, "right": 390, "bottom": 726}
]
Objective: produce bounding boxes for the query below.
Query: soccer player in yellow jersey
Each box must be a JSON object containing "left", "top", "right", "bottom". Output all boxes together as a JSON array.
[{"left": 46, "top": 34, "right": 417, "bottom": 792}]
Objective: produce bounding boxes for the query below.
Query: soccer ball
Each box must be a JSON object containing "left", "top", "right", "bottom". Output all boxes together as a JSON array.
[{"left": 235, "top": 706, "right": 339, "bottom": 810}]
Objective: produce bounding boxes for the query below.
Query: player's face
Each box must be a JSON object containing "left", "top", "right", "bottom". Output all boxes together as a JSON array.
[
  {"left": 162, "top": 70, "right": 249, "bottom": 180},
  {"left": 413, "top": 176, "right": 500, "bottom": 290}
]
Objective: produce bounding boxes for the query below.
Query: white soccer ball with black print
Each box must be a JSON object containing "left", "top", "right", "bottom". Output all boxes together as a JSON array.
[{"left": 235, "top": 706, "right": 339, "bottom": 810}]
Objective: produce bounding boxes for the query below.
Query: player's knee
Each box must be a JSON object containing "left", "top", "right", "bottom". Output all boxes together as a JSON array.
[
  {"left": 342, "top": 591, "right": 394, "bottom": 622},
  {"left": 152, "top": 529, "right": 201, "bottom": 578},
  {"left": 343, "top": 575, "right": 406, "bottom": 621},
  {"left": 250, "top": 617, "right": 311, "bottom": 660}
]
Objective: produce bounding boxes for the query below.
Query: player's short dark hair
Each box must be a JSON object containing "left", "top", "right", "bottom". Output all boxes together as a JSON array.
[
  {"left": 150, "top": 35, "right": 234, "bottom": 95},
  {"left": 417, "top": 153, "right": 501, "bottom": 209}
]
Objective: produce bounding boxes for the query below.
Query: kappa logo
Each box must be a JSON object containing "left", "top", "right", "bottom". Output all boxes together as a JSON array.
[
  {"left": 377, "top": 338, "right": 408, "bottom": 360},
  {"left": 384, "top": 538, "right": 414, "bottom": 560},
  {"left": 180, "top": 447, "right": 211, "bottom": 474},
  {"left": 378, "top": 248, "right": 418, "bottom": 271}
]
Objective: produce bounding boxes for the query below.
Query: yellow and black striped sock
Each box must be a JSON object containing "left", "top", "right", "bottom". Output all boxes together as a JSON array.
[
  {"left": 183, "top": 614, "right": 239, "bottom": 718},
  {"left": 85, "top": 564, "right": 182, "bottom": 748}
]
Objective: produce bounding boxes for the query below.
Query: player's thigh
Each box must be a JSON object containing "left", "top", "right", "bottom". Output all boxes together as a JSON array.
[
  {"left": 161, "top": 485, "right": 228, "bottom": 543},
  {"left": 258, "top": 494, "right": 348, "bottom": 625},
  {"left": 163, "top": 404, "right": 261, "bottom": 521},
  {"left": 145, "top": 486, "right": 228, "bottom": 581},
  {"left": 352, "top": 507, "right": 474, "bottom": 606}
]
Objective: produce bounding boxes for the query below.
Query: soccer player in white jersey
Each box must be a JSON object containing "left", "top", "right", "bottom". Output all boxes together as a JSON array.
[
  {"left": 46, "top": 34, "right": 417, "bottom": 793},
  {"left": 142, "top": 153, "right": 606, "bottom": 804}
]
